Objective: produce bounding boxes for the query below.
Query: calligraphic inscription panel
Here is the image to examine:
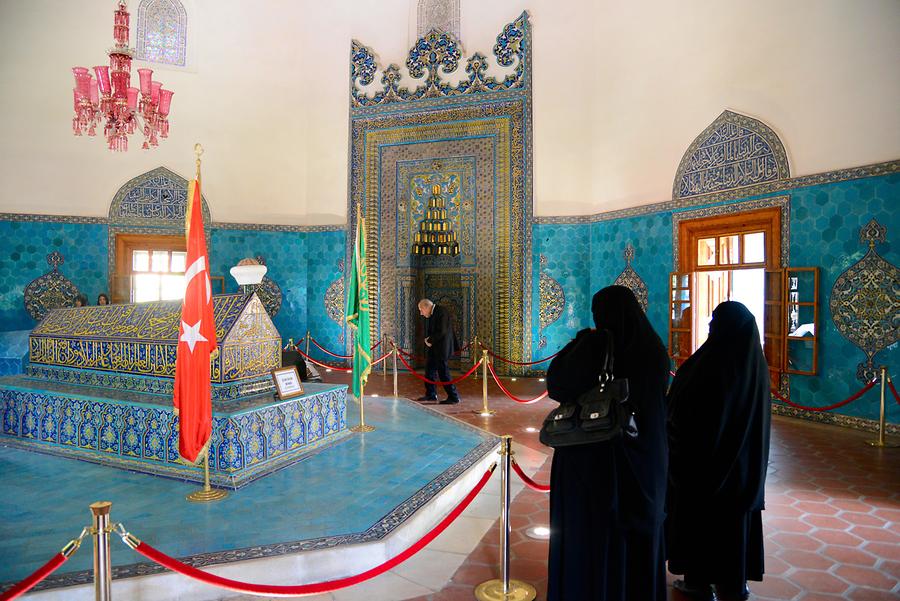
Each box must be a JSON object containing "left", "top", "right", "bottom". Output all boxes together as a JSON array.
[
  {"left": 674, "top": 110, "right": 790, "bottom": 200},
  {"left": 30, "top": 294, "right": 280, "bottom": 382}
]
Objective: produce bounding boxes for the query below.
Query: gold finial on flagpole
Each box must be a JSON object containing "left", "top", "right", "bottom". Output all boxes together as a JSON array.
[{"left": 194, "top": 143, "right": 203, "bottom": 183}]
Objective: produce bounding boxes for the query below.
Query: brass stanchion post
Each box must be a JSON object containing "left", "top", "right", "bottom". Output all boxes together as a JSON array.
[
  {"left": 392, "top": 342, "right": 398, "bottom": 398},
  {"left": 474, "top": 348, "right": 495, "bottom": 416},
  {"left": 382, "top": 333, "right": 388, "bottom": 379},
  {"left": 472, "top": 335, "right": 479, "bottom": 379},
  {"left": 90, "top": 501, "right": 113, "bottom": 601},
  {"left": 475, "top": 436, "right": 536, "bottom": 601},
  {"left": 187, "top": 452, "right": 228, "bottom": 502},
  {"left": 305, "top": 330, "right": 311, "bottom": 357},
  {"left": 351, "top": 385, "right": 376, "bottom": 433},
  {"left": 868, "top": 366, "right": 898, "bottom": 447}
]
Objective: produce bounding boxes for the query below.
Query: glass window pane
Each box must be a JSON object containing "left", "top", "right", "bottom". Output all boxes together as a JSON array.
[
  {"left": 160, "top": 274, "right": 185, "bottom": 301},
  {"left": 151, "top": 251, "right": 169, "bottom": 273},
  {"left": 133, "top": 274, "right": 161, "bottom": 303},
  {"left": 132, "top": 250, "right": 150, "bottom": 272},
  {"left": 744, "top": 232, "right": 765, "bottom": 263},
  {"left": 719, "top": 235, "right": 740, "bottom": 265},
  {"left": 697, "top": 238, "right": 716, "bottom": 266},
  {"left": 170, "top": 251, "right": 187, "bottom": 273},
  {"left": 671, "top": 302, "right": 691, "bottom": 328}
]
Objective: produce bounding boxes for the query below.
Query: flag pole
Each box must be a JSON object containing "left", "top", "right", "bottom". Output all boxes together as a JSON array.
[
  {"left": 349, "top": 204, "right": 375, "bottom": 433},
  {"left": 182, "top": 142, "right": 227, "bottom": 502}
]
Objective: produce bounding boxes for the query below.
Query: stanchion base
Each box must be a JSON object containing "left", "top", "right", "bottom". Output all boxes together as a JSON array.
[
  {"left": 474, "top": 579, "right": 537, "bottom": 601},
  {"left": 473, "top": 409, "right": 496, "bottom": 416},
  {"left": 186, "top": 488, "right": 228, "bottom": 503},
  {"left": 866, "top": 439, "right": 900, "bottom": 448},
  {"left": 351, "top": 424, "right": 376, "bottom": 433}
]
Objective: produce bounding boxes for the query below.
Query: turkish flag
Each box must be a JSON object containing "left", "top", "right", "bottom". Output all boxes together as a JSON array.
[{"left": 173, "top": 179, "right": 217, "bottom": 464}]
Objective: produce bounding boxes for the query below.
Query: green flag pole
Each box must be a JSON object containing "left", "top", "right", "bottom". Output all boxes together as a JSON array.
[{"left": 348, "top": 204, "right": 375, "bottom": 433}]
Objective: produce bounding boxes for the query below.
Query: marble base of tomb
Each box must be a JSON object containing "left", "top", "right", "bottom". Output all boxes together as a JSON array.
[{"left": 0, "top": 377, "right": 348, "bottom": 489}]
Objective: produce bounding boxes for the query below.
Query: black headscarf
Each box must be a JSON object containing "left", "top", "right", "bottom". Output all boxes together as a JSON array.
[{"left": 668, "top": 301, "right": 771, "bottom": 511}]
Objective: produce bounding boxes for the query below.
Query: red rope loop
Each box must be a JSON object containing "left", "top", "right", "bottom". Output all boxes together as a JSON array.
[
  {"left": 486, "top": 361, "right": 549, "bottom": 404},
  {"left": 371, "top": 350, "right": 392, "bottom": 366},
  {"left": 888, "top": 377, "right": 900, "bottom": 406},
  {"left": 396, "top": 351, "right": 483, "bottom": 385},
  {"left": 479, "top": 343, "right": 560, "bottom": 366},
  {"left": 511, "top": 459, "right": 550, "bottom": 493},
  {"left": 309, "top": 336, "right": 353, "bottom": 359},
  {"left": 771, "top": 379, "right": 877, "bottom": 412},
  {"left": 395, "top": 346, "right": 426, "bottom": 363},
  {"left": 294, "top": 348, "right": 354, "bottom": 373},
  {"left": 121, "top": 465, "right": 496, "bottom": 597},
  {"left": 0, "top": 553, "right": 68, "bottom": 601}
]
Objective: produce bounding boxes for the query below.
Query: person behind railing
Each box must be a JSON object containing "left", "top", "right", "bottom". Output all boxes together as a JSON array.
[
  {"left": 415, "top": 298, "right": 461, "bottom": 405},
  {"left": 73, "top": 294, "right": 88, "bottom": 307},
  {"left": 97, "top": 293, "right": 110, "bottom": 305},
  {"left": 666, "top": 301, "right": 771, "bottom": 601},
  {"left": 545, "top": 285, "right": 670, "bottom": 601}
]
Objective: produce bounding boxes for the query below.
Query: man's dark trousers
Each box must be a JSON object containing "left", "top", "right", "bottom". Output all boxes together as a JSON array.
[{"left": 424, "top": 351, "right": 459, "bottom": 401}]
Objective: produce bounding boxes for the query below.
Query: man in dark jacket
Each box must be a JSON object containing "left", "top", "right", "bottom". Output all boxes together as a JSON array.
[{"left": 415, "top": 298, "right": 460, "bottom": 404}]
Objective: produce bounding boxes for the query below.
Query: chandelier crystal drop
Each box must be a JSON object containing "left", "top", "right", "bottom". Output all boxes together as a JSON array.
[
  {"left": 411, "top": 185, "right": 460, "bottom": 256},
  {"left": 71, "top": 0, "right": 173, "bottom": 151}
]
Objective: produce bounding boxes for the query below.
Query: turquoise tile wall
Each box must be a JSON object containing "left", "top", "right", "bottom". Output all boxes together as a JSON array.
[
  {"left": 787, "top": 173, "right": 899, "bottom": 423},
  {"left": 532, "top": 224, "right": 592, "bottom": 356},
  {"left": 209, "top": 229, "right": 307, "bottom": 343},
  {"left": 531, "top": 172, "right": 899, "bottom": 423},
  {"left": 590, "top": 214, "right": 673, "bottom": 341},
  {"left": 0, "top": 221, "right": 108, "bottom": 331},
  {"left": 305, "top": 230, "right": 348, "bottom": 355}
]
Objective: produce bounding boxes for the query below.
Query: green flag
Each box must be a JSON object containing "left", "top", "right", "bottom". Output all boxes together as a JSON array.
[{"left": 345, "top": 210, "right": 371, "bottom": 399}]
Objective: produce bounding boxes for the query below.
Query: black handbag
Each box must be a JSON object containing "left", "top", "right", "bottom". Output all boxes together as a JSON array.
[{"left": 540, "top": 331, "right": 635, "bottom": 448}]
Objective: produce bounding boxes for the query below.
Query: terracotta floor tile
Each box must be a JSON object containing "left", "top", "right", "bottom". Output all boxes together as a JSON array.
[
  {"left": 833, "top": 565, "right": 898, "bottom": 590},
  {"left": 340, "top": 374, "right": 900, "bottom": 601},
  {"left": 789, "top": 570, "right": 850, "bottom": 594}
]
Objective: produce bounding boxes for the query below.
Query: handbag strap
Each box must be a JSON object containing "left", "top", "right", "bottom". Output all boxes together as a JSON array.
[{"left": 599, "top": 329, "right": 614, "bottom": 383}]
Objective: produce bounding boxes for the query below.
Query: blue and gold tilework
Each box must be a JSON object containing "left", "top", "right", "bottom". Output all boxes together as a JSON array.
[
  {"left": 29, "top": 294, "right": 280, "bottom": 383},
  {"left": 0, "top": 379, "right": 348, "bottom": 488}
]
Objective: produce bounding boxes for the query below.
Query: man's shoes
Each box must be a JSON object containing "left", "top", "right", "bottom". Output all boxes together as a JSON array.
[
  {"left": 673, "top": 579, "right": 717, "bottom": 601},
  {"left": 439, "top": 397, "right": 460, "bottom": 404},
  {"left": 415, "top": 396, "right": 437, "bottom": 403},
  {"left": 715, "top": 584, "right": 750, "bottom": 601}
]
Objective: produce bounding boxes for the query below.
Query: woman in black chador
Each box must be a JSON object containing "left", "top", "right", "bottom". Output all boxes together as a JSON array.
[
  {"left": 546, "top": 286, "right": 669, "bottom": 601},
  {"left": 667, "top": 301, "right": 771, "bottom": 601}
]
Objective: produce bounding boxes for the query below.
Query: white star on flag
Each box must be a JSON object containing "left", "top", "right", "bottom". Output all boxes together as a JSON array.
[{"left": 180, "top": 319, "right": 208, "bottom": 353}]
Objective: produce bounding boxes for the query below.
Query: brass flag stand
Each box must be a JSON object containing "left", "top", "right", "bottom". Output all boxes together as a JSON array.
[{"left": 187, "top": 451, "right": 228, "bottom": 502}]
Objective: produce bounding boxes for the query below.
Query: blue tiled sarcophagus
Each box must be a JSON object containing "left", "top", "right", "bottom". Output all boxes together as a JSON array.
[{"left": 1, "top": 294, "right": 349, "bottom": 488}]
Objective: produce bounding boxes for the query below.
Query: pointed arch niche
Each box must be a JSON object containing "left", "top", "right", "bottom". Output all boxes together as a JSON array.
[
  {"left": 673, "top": 110, "right": 790, "bottom": 201},
  {"left": 107, "top": 167, "right": 211, "bottom": 302}
]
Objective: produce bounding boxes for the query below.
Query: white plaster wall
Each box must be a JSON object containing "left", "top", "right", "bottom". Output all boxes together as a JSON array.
[{"left": 0, "top": 0, "right": 897, "bottom": 223}]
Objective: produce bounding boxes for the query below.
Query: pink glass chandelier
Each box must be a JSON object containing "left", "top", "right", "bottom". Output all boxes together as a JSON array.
[{"left": 71, "top": 1, "right": 173, "bottom": 151}]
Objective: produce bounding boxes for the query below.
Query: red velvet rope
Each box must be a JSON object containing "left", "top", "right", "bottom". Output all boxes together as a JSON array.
[
  {"left": 771, "top": 379, "right": 877, "bottom": 412},
  {"left": 371, "top": 350, "right": 392, "bottom": 366},
  {"left": 487, "top": 361, "right": 549, "bottom": 404},
  {"left": 309, "top": 336, "right": 353, "bottom": 359},
  {"left": 294, "top": 348, "right": 354, "bottom": 373},
  {"left": 125, "top": 465, "right": 496, "bottom": 597},
  {"left": 888, "top": 377, "right": 900, "bottom": 406},
  {"left": 479, "top": 343, "right": 560, "bottom": 366},
  {"left": 0, "top": 553, "right": 68, "bottom": 601},
  {"left": 511, "top": 459, "right": 550, "bottom": 493},
  {"left": 396, "top": 352, "right": 483, "bottom": 385},
  {"left": 395, "top": 346, "right": 426, "bottom": 362}
]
